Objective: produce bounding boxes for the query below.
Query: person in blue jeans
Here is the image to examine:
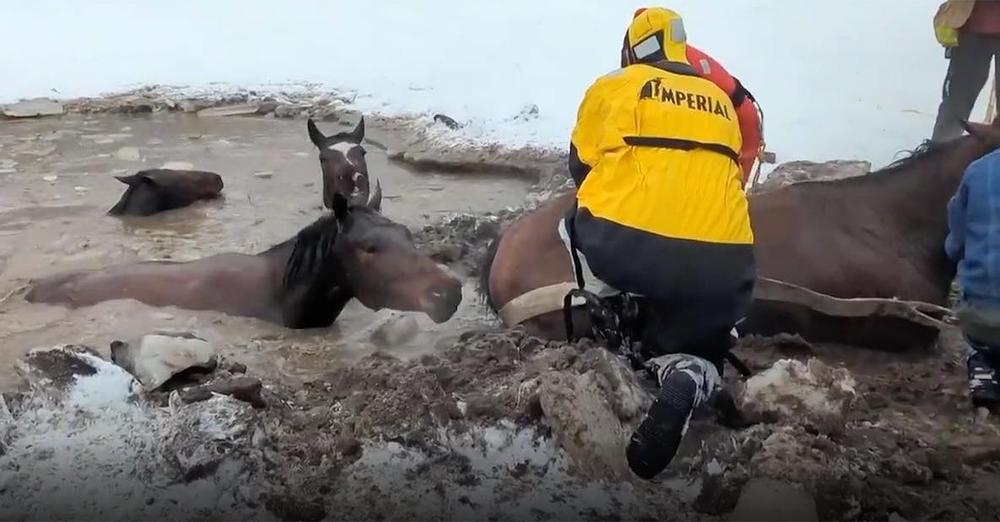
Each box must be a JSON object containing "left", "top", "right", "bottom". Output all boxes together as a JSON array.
[{"left": 946, "top": 147, "right": 1000, "bottom": 410}]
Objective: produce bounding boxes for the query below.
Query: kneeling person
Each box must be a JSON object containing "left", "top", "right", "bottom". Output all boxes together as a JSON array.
[
  {"left": 562, "top": 7, "right": 755, "bottom": 479},
  {"left": 946, "top": 146, "right": 1000, "bottom": 411}
]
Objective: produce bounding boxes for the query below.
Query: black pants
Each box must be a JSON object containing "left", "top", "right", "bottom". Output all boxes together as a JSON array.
[
  {"left": 957, "top": 301, "right": 1000, "bottom": 366},
  {"left": 569, "top": 208, "right": 755, "bottom": 371},
  {"left": 932, "top": 31, "right": 1000, "bottom": 142},
  {"left": 637, "top": 292, "right": 750, "bottom": 374}
]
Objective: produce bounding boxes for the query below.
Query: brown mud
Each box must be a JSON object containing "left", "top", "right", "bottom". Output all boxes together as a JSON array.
[{"left": 1, "top": 89, "right": 999, "bottom": 521}]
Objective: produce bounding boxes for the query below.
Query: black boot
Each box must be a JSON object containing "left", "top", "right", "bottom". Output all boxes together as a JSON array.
[
  {"left": 627, "top": 352, "right": 723, "bottom": 480},
  {"left": 968, "top": 350, "right": 1000, "bottom": 409},
  {"left": 626, "top": 368, "right": 697, "bottom": 480}
]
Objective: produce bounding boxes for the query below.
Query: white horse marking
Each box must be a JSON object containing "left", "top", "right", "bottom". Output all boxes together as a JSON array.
[{"left": 327, "top": 141, "right": 361, "bottom": 167}]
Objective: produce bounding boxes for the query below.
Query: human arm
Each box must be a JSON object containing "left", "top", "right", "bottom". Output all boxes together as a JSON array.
[
  {"left": 567, "top": 79, "right": 608, "bottom": 188},
  {"left": 568, "top": 142, "right": 592, "bottom": 187},
  {"left": 945, "top": 175, "right": 970, "bottom": 263},
  {"left": 685, "top": 44, "right": 761, "bottom": 185},
  {"left": 731, "top": 78, "right": 762, "bottom": 186}
]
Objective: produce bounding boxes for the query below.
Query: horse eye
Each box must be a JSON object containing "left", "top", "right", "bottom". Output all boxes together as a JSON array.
[{"left": 362, "top": 243, "right": 378, "bottom": 254}]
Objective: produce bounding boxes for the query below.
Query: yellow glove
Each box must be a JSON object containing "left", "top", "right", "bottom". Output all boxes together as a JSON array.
[{"left": 936, "top": 23, "right": 959, "bottom": 48}]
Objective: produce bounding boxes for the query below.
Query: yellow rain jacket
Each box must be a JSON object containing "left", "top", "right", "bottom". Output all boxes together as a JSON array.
[
  {"left": 572, "top": 62, "right": 752, "bottom": 245},
  {"left": 564, "top": 7, "right": 755, "bottom": 307}
]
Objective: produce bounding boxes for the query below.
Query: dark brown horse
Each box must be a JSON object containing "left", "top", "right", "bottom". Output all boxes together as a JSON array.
[
  {"left": 480, "top": 122, "right": 1000, "bottom": 342},
  {"left": 27, "top": 194, "right": 462, "bottom": 327},
  {"left": 108, "top": 169, "right": 224, "bottom": 216},
  {"left": 308, "top": 117, "right": 382, "bottom": 211}
]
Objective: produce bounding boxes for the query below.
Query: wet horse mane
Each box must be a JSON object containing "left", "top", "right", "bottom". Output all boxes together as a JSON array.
[
  {"left": 280, "top": 213, "right": 343, "bottom": 290},
  {"left": 792, "top": 137, "right": 964, "bottom": 189}
]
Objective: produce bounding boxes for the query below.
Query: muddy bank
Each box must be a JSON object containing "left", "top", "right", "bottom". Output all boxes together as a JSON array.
[
  {"left": 5, "top": 324, "right": 1000, "bottom": 520},
  {"left": 0, "top": 336, "right": 687, "bottom": 521}
]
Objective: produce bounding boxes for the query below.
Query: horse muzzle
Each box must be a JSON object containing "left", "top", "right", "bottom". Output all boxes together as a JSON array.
[{"left": 422, "top": 279, "right": 463, "bottom": 323}]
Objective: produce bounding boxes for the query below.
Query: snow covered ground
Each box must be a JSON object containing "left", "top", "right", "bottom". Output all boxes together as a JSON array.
[{"left": 0, "top": 0, "right": 985, "bottom": 167}]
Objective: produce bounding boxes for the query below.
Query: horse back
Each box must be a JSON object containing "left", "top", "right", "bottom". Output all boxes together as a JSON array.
[
  {"left": 749, "top": 184, "right": 940, "bottom": 301},
  {"left": 24, "top": 253, "right": 274, "bottom": 317}
]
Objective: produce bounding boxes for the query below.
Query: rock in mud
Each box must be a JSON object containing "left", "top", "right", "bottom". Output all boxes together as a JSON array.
[
  {"left": 160, "top": 161, "right": 194, "bottom": 170},
  {"left": 537, "top": 368, "right": 634, "bottom": 480},
  {"left": 175, "top": 99, "right": 212, "bottom": 113},
  {"left": 197, "top": 103, "right": 260, "bottom": 117},
  {"left": 2, "top": 98, "right": 64, "bottom": 118},
  {"left": 160, "top": 394, "right": 256, "bottom": 481},
  {"left": 729, "top": 478, "right": 818, "bottom": 521},
  {"left": 15, "top": 344, "right": 104, "bottom": 391},
  {"left": 752, "top": 159, "right": 870, "bottom": 193},
  {"left": 112, "top": 96, "right": 155, "bottom": 114},
  {"left": 370, "top": 315, "right": 419, "bottom": 347},
  {"left": 433, "top": 114, "right": 462, "bottom": 130},
  {"left": 178, "top": 377, "right": 266, "bottom": 408},
  {"left": 114, "top": 146, "right": 142, "bottom": 162},
  {"left": 274, "top": 104, "right": 304, "bottom": 118},
  {"left": 740, "top": 358, "right": 857, "bottom": 434},
  {"left": 110, "top": 332, "right": 217, "bottom": 390},
  {"left": 265, "top": 494, "right": 326, "bottom": 522}
]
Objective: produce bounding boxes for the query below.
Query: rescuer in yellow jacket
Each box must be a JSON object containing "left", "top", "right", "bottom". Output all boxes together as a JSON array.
[{"left": 560, "top": 7, "right": 756, "bottom": 480}]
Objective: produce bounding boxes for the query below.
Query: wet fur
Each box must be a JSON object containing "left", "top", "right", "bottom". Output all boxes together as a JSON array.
[{"left": 32, "top": 207, "right": 362, "bottom": 329}]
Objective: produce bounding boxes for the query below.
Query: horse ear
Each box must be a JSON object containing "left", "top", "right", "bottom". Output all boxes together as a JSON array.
[
  {"left": 332, "top": 193, "right": 349, "bottom": 221},
  {"left": 308, "top": 118, "right": 325, "bottom": 148},
  {"left": 349, "top": 117, "right": 365, "bottom": 143},
  {"left": 959, "top": 119, "right": 976, "bottom": 136},
  {"left": 962, "top": 120, "right": 1000, "bottom": 145}
]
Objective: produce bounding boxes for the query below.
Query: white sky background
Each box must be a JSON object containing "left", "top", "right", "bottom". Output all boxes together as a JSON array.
[{"left": 0, "top": 0, "right": 986, "bottom": 167}]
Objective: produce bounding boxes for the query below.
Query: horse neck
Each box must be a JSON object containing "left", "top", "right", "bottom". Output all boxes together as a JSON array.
[
  {"left": 257, "top": 240, "right": 298, "bottom": 297},
  {"left": 924, "top": 136, "right": 993, "bottom": 207},
  {"left": 257, "top": 237, "right": 353, "bottom": 326},
  {"left": 874, "top": 136, "right": 992, "bottom": 298},
  {"left": 870, "top": 136, "right": 990, "bottom": 222}
]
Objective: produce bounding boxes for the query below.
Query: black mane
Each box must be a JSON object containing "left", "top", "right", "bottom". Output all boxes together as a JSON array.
[
  {"left": 786, "top": 135, "right": 970, "bottom": 190},
  {"left": 877, "top": 139, "right": 950, "bottom": 176},
  {"left": 262, "top": 206, "right": 391, "bottom": 291},
  {"left": 279, "top": 213, "right": 342, "bottom": 290},
  {"left": 478, "top": 235, "right": 501, "bottom": 310}
]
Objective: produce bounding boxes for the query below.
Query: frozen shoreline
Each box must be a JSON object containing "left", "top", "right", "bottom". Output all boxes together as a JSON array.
[{"left": 1, "top": 0, "right": 972, "bottom": 168}]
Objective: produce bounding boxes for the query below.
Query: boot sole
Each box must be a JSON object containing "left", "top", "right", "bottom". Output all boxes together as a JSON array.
[{"left": 626, "top": 370, "right": 697, "bottom": 480}]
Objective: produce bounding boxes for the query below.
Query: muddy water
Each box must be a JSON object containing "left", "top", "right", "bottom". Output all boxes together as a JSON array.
[{"left": 0, "top": 113, "right": 531, "bottom": 388}]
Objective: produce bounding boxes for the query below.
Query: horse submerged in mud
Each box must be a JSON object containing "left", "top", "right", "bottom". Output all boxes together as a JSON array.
[
  {"left": 480, "top": 121, "right": 1000, "bottom": 348},
  {"left": 107, "top": 169, "right": 225, "bottom": 217},
  {"left": 26, "top": 193, "right": 463, "bottom": 328}
]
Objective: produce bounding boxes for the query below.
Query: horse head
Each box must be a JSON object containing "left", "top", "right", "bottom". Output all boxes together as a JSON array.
[
  {"left": 284, "top": 194, "right": 461, "bottom": 324},
  {"left": 108, "top": 169, "right": 224, "bottom": 216},
  {"left": 308, "top": 118, "right": 382, "bottom": 211}
]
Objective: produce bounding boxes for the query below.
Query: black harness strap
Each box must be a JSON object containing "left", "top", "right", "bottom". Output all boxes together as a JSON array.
[
  {"left": 623, "top": 135, "right": 740, "bottom": 164},
  {"left": 564, "top": 202, "right": 586, "bottom": 290}
]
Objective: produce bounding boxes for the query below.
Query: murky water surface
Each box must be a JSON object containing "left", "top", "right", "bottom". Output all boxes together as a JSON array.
[{"left": 0, "top": 113, "right": 531, "bottom": 388}]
